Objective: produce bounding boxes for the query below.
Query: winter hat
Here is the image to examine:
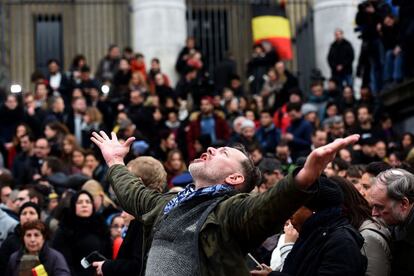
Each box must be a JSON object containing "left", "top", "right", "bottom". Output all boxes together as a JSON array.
[
  {"left": 132, "top": 140, "right": 150, "bottom": 155},
  {"left": 240, "top": 119, "right": 255, "bottom": 130},
  {"left": 305, "top": 176, "right": 344, "bottom": 211},
  {"left": 19, "top": 202, "right": 41, "bottom": 219},
  {"left": 301, "top": 103, "right": 318, "bottom": 116}
]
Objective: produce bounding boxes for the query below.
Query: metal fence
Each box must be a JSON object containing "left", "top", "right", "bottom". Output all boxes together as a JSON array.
[{"left": 186, "top": 0, "right": 315, "bottom": 91}]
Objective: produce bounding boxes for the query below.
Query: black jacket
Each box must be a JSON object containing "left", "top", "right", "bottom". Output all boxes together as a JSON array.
[
  {"left": 52, "top": 213, "right": 111, "bottom": 276},
  {"left": 102, "top": 219, "right": 143, "bottom": 275},
  {"left": 272, "top": 208, "right": 367, "bottom": 276},
  {"left": 328, "top": 39, "right": 355, "bottom": 75},
  {"left": 0, "top": 225, "right": 22, "bottom": 275}
]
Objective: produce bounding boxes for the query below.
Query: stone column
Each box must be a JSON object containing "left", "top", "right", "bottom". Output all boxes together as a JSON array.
[
  {"left": 313, "top": 0, "right": 362, "bottom": 85},
  {"left": 130, "top": 0, "right": 187, "bottom": 85}
]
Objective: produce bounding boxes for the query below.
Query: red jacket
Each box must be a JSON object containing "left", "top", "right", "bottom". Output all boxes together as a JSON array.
[{"left": 186, "top": 111, "right": 230, "bottom": 160}]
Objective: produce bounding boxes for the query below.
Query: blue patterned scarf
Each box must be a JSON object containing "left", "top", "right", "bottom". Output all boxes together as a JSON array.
[{"left": 163, "top": 184, "right": 234, "bottom": 214}]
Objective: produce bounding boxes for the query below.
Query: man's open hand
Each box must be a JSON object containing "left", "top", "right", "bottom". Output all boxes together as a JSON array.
[
  {"left": 91, "top": 131, "right": 135, "bottom": 167},
  {"left": 295, "top": 134, "right": 360, "bottom": 188}
]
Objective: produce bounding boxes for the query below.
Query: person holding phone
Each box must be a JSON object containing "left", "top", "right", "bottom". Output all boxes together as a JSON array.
[{"left": 52, "top": 190, "right": 111, "bottom": 276}]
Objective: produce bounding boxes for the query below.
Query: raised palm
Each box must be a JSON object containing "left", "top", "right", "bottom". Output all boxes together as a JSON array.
[
  {"left": 91, "top": 131, "right": 135, "bottom": 167},
  {"left": 296, "top": 134, "right": 360, "bottom": 188}
]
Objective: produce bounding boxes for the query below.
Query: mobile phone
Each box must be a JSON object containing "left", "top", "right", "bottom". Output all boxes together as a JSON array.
[
  {"left": 247, "top": 253, "right": 263, "bottom": 270},
  {"left": 80, "top": 251, "right": 108, "bottom": 269}
]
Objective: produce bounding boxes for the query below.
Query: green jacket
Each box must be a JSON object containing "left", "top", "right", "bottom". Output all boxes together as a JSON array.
[{"left": 107, "top": 164, "right": 317, "bottom": 276}]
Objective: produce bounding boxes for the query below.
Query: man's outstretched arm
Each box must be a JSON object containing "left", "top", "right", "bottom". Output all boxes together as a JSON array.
[
  {"left": 223, "top": 135, "right": 360, "bottom": 249},
  {"left": 91, "top": 131, "right": 163, "bottom": 216}
]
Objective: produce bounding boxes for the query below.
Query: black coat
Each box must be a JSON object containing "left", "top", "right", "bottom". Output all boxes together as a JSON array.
[
  {"left": 52, "top": 214, "right": 111, "bottom": 276},
  {"left": 271, "top": 208, "right": 366, "bottom": 276},
  {"left": 390, "top": 210, "right": 414, "bottom": 276},
  {"left": 328, "top": 39, "right": 355, "bottom": 76},
  {"left": 102, "top": 219, "right": 143, "bottom": 276},
  {"left": 0, "top": 225, "right": 22, "bottom": 276}
]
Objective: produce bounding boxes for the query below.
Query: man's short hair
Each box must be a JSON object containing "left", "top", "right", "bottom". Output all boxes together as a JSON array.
[
  {"left": 231, "top": 144, "right": 262, "bottom": 193},
  {"left": 376, "top": 169, "right": 414, "bottom": 203},
  {"left": 286, "top": 102, "right": 302, "bottom": 113},
  {"left": 44, "top": 157, "right": 64, "bottom": 174},
  {"left": 127, "top": 157, "right": 167, "bottom": 193},
  {"left": 365, "top": 162, "right": 392, "bottom": 177}
]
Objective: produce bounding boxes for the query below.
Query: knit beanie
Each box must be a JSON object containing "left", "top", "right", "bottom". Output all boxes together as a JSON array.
[{"left": 19, "top": 202, "right": 41, "bottom": 219}]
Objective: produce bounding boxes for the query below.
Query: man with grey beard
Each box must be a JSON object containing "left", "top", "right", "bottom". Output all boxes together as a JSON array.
[{"left": 370, "top": 169, "right": 414, "bottom": 276}]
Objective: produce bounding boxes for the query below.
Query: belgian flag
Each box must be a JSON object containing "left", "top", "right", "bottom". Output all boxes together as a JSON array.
[{"left": 252, "top": 1, "right": 293, "bottom": 60}]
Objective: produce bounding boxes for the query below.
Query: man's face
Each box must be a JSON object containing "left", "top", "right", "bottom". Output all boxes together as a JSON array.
[
  {"left": 331, "top": 122, "right": 345, "bottom": 137},
  {"left": 312, "top": 130, "right": 328, "bottom": 148},
  {"left": 335, "top": 30, "right": 343, "bottom": 41},
  {"left": 241, "top": 127, "right": 255, "bottom": 140},
  {"left": 189, "top": 147, "right": 246, "bottom": 187},
  {"left": 5, "top": 95, "right": 18, "bottom": 110},
  {"left": 41, "top": 161, "right": 50, "bottom": 176},
  {"left": 53, "top": 98, "right": 65, "bottom": 113},
  {"left": 260, "top": 113, "right": 273, "bottom": 127},
  {"left": 311, "top": 85, "right": 323, "bottom": 97},
  {"left": 288, "top": 110, "right": 301, "bottom": 122},
  {"left": 130, "top": 91, "right": 143, "bottom": 105},
  {"left": 276, "top": 146, "right": 290, "bottom": 162},
  {"left": 16, "top": 190, "right": 30, "bottom": 208},
  {"left": 109, "top": 47, "right": 121, "bottom": 59},
  {"left": 360, "top": 173, "right": 374, "bottom": 202},
  {"left": 73, "top": 98, "right": 87, "bottom": 114},
  {"left": 250, "top": 149, "right": 263, "bottom": 165},
  {"left": 200, "top": 99, "right": 213, "bottom": 115},
  {"left": 358, "top": 108, "right": 370, "bottom": 124},
  {"left": 371, "top": 183, "right": 406, "bottom": 226},
  {"left": 20, "top": 136, "right": 33, "bottom": 153},
  {"left": 35, "top": 139, "right": 50, "bottom": 159},
  {"left": 324, "top": 162, "right": 336, "bottom": 177},
  {"left": 263, "top": 170, "right": 283, "bottom": 190},
  {"left": 48, "top": 62, "right": 59, "bottom": 74},
  {"left": 1, "top": 186, "right": 11, "bottom": 204}
]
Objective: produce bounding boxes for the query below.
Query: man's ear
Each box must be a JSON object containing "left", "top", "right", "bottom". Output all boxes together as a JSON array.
[
  {"left": 401, "top": 197, "right": 411, "bottom": 212},
  {"left": 224, "top": 173, "right": 245, "bottom": 186}
]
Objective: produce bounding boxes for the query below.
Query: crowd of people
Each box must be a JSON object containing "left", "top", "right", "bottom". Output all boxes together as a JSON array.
[{"left": 0, "top": 0, "right": 414, "bottom": 275}]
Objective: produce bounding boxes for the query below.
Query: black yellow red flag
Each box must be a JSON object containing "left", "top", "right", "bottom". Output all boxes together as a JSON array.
[{"left": 252, "top": 1, "right": 293, "bottom": 60}]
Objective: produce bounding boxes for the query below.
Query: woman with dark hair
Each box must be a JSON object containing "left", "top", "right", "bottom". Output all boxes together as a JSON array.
[
  {"left": 44, "top": 121, "right": 70, "bottom": 157},
  {"left": 0, "top": 202, "right": 41, "bottom": 275},
  {"left": 52, "top": 190, "right": 111, "bottom": 276},
  {"left": 6, "top": 220, "right": 70, "bottom": 276},
  {"left": 164, "top": 149, "right": 187, "bottom": 188},
  {"left": 330, "top": 176, "right": 391, "bottom": 276}
]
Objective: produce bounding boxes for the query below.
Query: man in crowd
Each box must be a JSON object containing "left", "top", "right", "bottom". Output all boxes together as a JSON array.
[
  {"left": 327, "top": 28, "right": 355, "bottom": 88},
  {"left": 91, "top": 130, "right": 359, "bottom": 275},
  {"left": 370, "top": 169, "right": 414, "bottom": 275}
]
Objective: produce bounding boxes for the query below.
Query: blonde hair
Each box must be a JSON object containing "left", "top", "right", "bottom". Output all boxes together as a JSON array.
[
  {"left": 82, "top": 179, "right": 116, "bottom": 208},
  {"left": 127, "top": 156, "right": 167, "bottom": 193},
  {"left": 85, "top": 107, "right": 103, "bottom": 124}
]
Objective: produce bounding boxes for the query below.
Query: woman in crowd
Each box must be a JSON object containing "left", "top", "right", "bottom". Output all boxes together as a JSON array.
[
  {"left": 6, "top": 220, "right": 70, "bottom": 276},
  {"left": 61, "top": 134, "right": 80, "bottom": 171},
  {"left": 164, "top": 149, "right": 187, "bottom": 189},
  {"left": 70, "top": 147, "right": 86, "bottom": 174},
  {"left": 81, "top": 179, "right": 119, "bottom": 220},
  {"left": 331, "top": 176, "right": 391, "bottom": 276},
  {"left": 0, "top": 202, "right": 41, "bottom": 275},
  {"left": 44, "top": 121, "right": 70, "bottom": 157},
  {"left": 52, "top": 190, "right": 111, "bottom": 276},
  {"left": 81, "top": 107, "right": 105, "bottom": 149}
]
